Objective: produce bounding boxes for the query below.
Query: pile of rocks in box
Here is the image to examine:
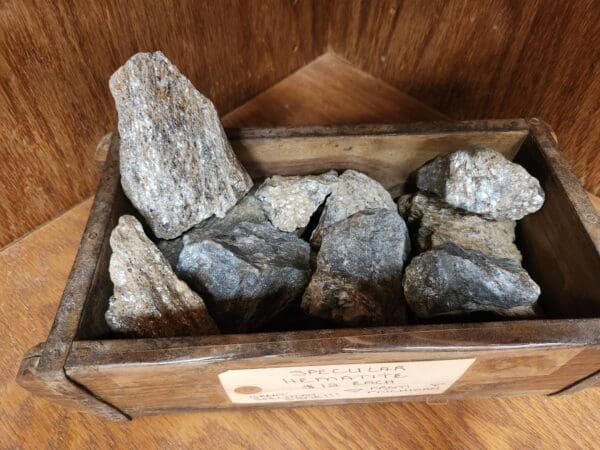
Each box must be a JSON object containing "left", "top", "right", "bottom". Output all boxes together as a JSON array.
[{"left": 104, "top": 51, "right": 545, "bottom": 338}]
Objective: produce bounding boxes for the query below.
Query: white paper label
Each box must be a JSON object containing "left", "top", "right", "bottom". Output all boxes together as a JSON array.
[{"left": 219, "top": 359, "right": 475, "bottom": 404}]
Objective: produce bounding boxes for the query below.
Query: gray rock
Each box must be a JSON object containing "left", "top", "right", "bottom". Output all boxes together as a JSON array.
[
  {"left": 415, "top": 149, "right": 545, "bottom": 220},
  {"left": 398, "top": 192, "right": 521, "bottom": 262},
  {"left": 110, "top": 51, "right": 253, "bottom": 239},
  {"left": 311, "top": 170, "right": 395, "bottom": 246},
  {"left": 177, "top": 221, "right": 311, "bottom": 332},
  {"left": 256, "top": 170, "right": 338, "bottom": 232},
  {"left": 105, "top": 215, "right": 219, "bottom": 338},
  {"left": 302, "top": 209, "right": 410, "bottom": 326},
  {"left": 158, "top": 187, "right": 267, "bottom": 268},
  {"left": 403, "top": 243, "right": 540, "bottom": 319}
]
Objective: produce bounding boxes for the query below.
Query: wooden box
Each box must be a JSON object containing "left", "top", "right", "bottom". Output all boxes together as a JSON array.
[{"left": 17, "top": 119, "right": 600, "bottom": 421}]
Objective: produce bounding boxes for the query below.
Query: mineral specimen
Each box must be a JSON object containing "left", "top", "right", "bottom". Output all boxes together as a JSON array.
[
  {"left": 415, "top": 149, "right": 545, "bottom": 220},
  {"left": 402, "top": 243, "right": 540, "bottom": 319},
  {"left": 110, "top": 51, "right": 253, "bottom": 239},
  {"left": 105, "top": 215, "right": 219, "bottom": 338},
  {"left": 158, "top": 187, "right": 267, "bottom": 268},
  {"left": 311, "top": 170, "right": 396, "bottom": 246},
  {"left": 256, "top": 170, "right": 338, "bottom": 232},
  {"left": 398, "top": 192, "right": 521, "bottom": 262},
  {"left": 302, "top": 209, "right": 410, "bottom": 326},
  {"left": 176, "top": 221, "right": 311, "bottom": 332}
]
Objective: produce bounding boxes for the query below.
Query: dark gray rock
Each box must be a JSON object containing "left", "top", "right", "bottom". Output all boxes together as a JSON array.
[
  {"left": 402, "top": 243, "right": 540, "bottom": 319},
  {"left": 177, "top": 221, "right": 311, "bottom": 332},
  {"left": 415, "top": 149, "right": 545, "bottom": 220},
  {"left": 398, "top": 192, "right": 521, "bottom": 262},
  {"left": 311, "top": 170, "right": 395, "bottom": 246},
  {"left": 302, "top": 209, "right": 410, "bottom": 326},
  {"left": 110, "top": 51, "right": 253, "bottom": 239},
  {"left": 105, "top": 215, "right": 219, "bottom": 338}
]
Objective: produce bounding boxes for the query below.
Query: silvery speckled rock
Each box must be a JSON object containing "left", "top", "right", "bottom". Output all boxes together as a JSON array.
[
  {"left": 177, "top": 221, "right": 311, "bottom": 332},
  {"left": 110, "top": 51, "right": 253, "bottom": 239},
  {"left": 311, "top": 170, "right": 395, "bottom": 246},
  {"left": 302, "top": 209, "right": 410, "bottom": 326},
  {"left": 398, "top": 192, "right": 521, "bottom": 262},
  {"left": 415, "top": 149, "right": 545, "bottom": 220},
  {"left": 105, "top": 215, "right": 219, "bottom": 338},
  {"left": 256, "top": 170, "right": 338, "bottom": 232},
  {"left": 158, "top": 187, "right": 267, "bottom": 268},
  {"left": 403, "top": 243, "right": 540, "bottom": 319}
]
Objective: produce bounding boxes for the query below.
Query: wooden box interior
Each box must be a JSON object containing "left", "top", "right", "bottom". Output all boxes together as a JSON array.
[{"left": 75, "top": 120, "right": 600, "bottom": 341}]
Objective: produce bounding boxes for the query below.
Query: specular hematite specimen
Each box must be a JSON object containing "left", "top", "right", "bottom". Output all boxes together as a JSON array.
[
  {"left": 105, "top": 215, "right": 219, "bottom": 338},
  {"left": 311, "top": 170, "right": 396, "bottom": 246},
  {"left": 398, "top": 192, "right": 521, "bottom": 262},
  {"left": 110, "top": 51, "right": 253, "bottom": 239},
  {"left": 256, "top": 170, "right": 338, "bottom": 232},
  {"left": 302, "top": 209, "right": 410, "bottom": 326},
  {"left": 177, "top": 221, "right": 311, "bottom": 332},
  {"left": 402, "top": 243, "right": 540, "bottom": 319},
  {"left": 415, "top": 149, "right": 545, "bottom": 220},
  {"left": 158, "top": 187, "right": 267, "bottom": 268}
]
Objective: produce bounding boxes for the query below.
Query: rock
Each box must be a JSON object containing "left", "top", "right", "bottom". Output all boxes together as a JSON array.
[
  {"left": 311, "top": 170, "right": 396, "bottom": 246},
  {"left": 415, "top": 149, "right": 545, "bottom": 220},
  {"left": 158, "top": 187, "right": 267, "bottom": 268},
  {"left": 177, "top": 221, "right": 311, "bottom": 332},
  {"left": 110, "top": 51, "right": 253, "bottom": 239},
  {"left": 302, "top": 209, "right": 410, "bottom": 326},
  {"left": 398, "top": 192, "right": 521, "bottom": 262},
  {"left": 105, "top": 215, "right": 219, "bottom": 338},
  {"left": 256, "top": 170, "right": 338, "bottom": 232},
  {"left": 403, "top": 243, "right": 540, "bottom": 319}
]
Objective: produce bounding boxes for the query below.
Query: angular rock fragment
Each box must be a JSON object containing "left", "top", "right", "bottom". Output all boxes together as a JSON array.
[
  {"left": 398, "top": 192, "right": 521, "bottom": 262},
  {"left": 110, "top": 51, "right": 253, "bottom": 239},
  {"left": 105, "top": 215, "right": 219, "bottom": 338},
  {"left": 158, "top": 187, "right": 267, "bottom": 268},
  {"left": 415, "top": 149, "right": 545, "bottom": 220},
  {"left": 177, "top": 221, "right": 311, "bottom": 332},
  {"left": 256, "top": 170, "right": 338, "bottom": 232},
  {"left": 403, "top": 243, "right": 540, "bottom": 319},
  {"left": 311, "top": 170, "right": 396, "bottom": 246},
  {"left": 302, "top": 209, "right": 410, "bottom": 326}
]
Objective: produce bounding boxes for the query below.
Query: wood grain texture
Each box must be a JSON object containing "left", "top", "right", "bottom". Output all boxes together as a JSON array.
[
  {"left": 323, "top": 0, "right": 600, "bottom": 195},
  {"left": 4, "top": 56, "right": 600, "bottom": 447},
  {"left": 0, "top": 0, "right": 325, "bottom": 247}
]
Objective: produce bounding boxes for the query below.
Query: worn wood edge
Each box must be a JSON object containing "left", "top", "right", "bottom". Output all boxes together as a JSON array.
[
  {"left": 65, "top": 319, "right": 600, "bottom": 368},
  {"left": 527, "top": 118, "right": 600, "bottom": 251},
  {"left": 16, "top": 133, "right": 129, "bottom": 421},
  {"left": 550, "top": 369, "right": 600, "bottom": 396}
]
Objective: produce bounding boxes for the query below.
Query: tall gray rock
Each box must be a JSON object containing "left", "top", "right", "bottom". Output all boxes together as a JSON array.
[
  {"left": 311, "top": 170, "right": 395, "bottom": 246},
  {"left": 177, "top": 221, "right": 312, "bottom": 332},
  {"left": 110, "top": 51, "right": 253, "bottom": 239},
  {"left": 105, "top": 215, "right": 219, "bottom": 338},
  {"left": 415, "top": 149, "right": 544, "bottom": 220},
  {"left": 403, "top": 243, "right": 540, "bottom": 319},
  {"left": 398, "top": 192, "right": 521, "bottom": 262},
  {"left": 302, "top": 209, "right": 410, "bottom": 326}
]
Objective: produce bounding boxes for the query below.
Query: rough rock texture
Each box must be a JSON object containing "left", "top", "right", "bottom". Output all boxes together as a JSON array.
[
  {"left": 177, "top": 221, "right": 311, "bottom": 332},
  {"left": 110, "top": 51, "right": 253, "bottom": 239},
  {"left": 302, "top": 209, "right": 410, "bottom": 326},
  {"left": 403, "top": 243, "right": 540, "bottom": 319},
  {"left": 158, "top": 187, "right": 266, "bottom": 268},
  {"left": 105, "top": 215, "right": 219, "bottom": 338},
  {"left": 415, "top": 149, "right": 545, "bottom": 220},
  {"left": 398, "top": 192, "right": 521, "bottom": 262},
  {"left": 311, "top": 170, "right": 396, "bottom": 246},
  {"left": 256, "top": 170, "right": 338, "bottom": 232}
]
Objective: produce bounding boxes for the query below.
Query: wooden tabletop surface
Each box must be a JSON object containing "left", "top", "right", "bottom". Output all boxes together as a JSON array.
[{"left": 2, "top": 53, "right": 599, "bottom": 449}]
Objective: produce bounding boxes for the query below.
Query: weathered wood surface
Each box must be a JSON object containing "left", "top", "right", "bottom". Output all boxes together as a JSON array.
[{"left": 3, "top": 52, "right": 600, "bottom": 448}]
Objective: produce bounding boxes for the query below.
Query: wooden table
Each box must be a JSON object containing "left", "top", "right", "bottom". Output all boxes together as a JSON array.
[{"left": 2, "top": 53, "right": 599, "bottom": 448}]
